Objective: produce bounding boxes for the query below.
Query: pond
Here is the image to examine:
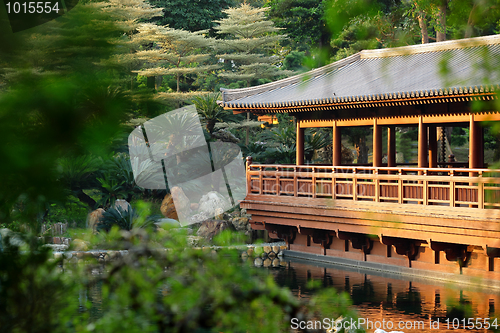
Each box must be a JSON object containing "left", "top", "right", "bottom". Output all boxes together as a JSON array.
[
  {"left": 264, "top": 256, "right": 500, "bottom": 332},
  {"left": 78, "top": 250, "right": 500, "bottom": 332}
]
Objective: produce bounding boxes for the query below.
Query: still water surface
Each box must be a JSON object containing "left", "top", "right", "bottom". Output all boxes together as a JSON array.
[{"left": 265, "top": 257, "right": 500, "bottom": 332}]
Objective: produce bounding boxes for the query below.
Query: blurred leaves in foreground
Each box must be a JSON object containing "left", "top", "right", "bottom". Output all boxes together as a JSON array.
[
  {"left": 0, "top": 221, "right": 358, "bottom": 333},
  {"left": 0, "top": 3, "right": 131, "bottom": 227}
]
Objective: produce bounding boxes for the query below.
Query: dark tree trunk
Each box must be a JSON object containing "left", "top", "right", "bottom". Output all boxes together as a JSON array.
[{"left": 75, "top": 189, "right": 97, "bottom": 209}]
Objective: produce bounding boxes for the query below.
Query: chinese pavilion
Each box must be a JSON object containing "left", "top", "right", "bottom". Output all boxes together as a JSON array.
[{"left": 220, "top": 35, "right": 500, "bottom": 281}]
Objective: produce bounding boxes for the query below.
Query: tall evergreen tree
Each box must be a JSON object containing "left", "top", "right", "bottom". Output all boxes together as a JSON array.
[
  {"left": 214, "top": 3, "right": 292, "bottom": 87},
  {"left": 132, "top": 23, "right": 214, "bottom": 104}
]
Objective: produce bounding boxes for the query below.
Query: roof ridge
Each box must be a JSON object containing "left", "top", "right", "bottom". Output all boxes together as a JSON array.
[
  {"left": 361, "top": 34, "right": 500, "bottom": 59},
  {"left": 219, "top": 34, "right": 500, "bottom": 103},
  {"left": 221, "top": 53, "right": 361, "bottom": 102}
]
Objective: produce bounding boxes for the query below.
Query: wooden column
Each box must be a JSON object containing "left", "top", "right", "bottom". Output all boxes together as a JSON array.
[
  {"left": 469, "top": 115, "right": 482, "bottom": 168},
  {"left": 373, "top": 119, "right": 382, "bottom": 167},
  {"left": 387, "top": 126, "right": 396, "bottom": 167},
  {"left": 333, "top": 120, "right": 341, "bottom": 166},
  {"left": 418, "top": 116, "right": 428, "bottom": 168},
  {"left": 428, "top": 125, "right": 437, "bottom": 168},
  {"left": 296, "top": 121, "right": 304, "bottom": 166}
]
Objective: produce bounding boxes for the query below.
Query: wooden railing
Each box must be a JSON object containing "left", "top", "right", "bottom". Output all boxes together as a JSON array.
[{"left": 246, "top": 164, "right": 500, "bottom": 209}]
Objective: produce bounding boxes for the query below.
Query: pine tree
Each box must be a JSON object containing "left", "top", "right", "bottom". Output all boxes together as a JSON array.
[
  {"left": 214, "top": 3, "right": 292, "bottom": 86},
  {"left": 132, "top": 24, "right": 214, "bottom": 95},
  {"left": 98, "top": 0, "right": 164, "bottom": 90}
]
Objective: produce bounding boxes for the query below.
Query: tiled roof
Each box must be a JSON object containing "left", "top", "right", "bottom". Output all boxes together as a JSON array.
[{"left": 219, "top": 35, "right": 500, "bottom": 112}]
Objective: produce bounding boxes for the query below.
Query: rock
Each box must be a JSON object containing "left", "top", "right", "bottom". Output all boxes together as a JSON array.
[
  {"left": 214, "top": 207, "right": 224, "bottom": 220},
  {"left": 241, "top": 252, "right": 248, "bottom": 259},
  {"left": 268, "top": 251, "right": 276, "bottom": 260},
  {"left": 72, "top": 239, "right": 89, "bottom": 251},
  {"left": 155, "top": 218, "right": 181, "bottom": 230},
  {"left": 198, "top": 191, "right": 231, "bottom": 219},
  {"left": 263, "top": 245, "right": 272, "bottom": 254},
  {"left": 247, "top": 248, "right": 254, "bottom": 257},
  {"left": 189, "top": 212, "right": 208, "bottom": 224},
  {"left": 254, "top": 258, "right": 263, "bottom": 266},
  {"left": 263, "top": 259, "right": 272, "bottom": 267},
  {"left": 231, "top": 217, "right": 249, "bottom": 231},
  {"left": 272, "top": 245, "right": 280, "bottom": 254},
  {"left": 171, "top": 186, "right": 191, "bottom": 221},
  {"left": 212, "top": 128, "right": 239, "bottom": 143},
  {"left": 160, "top": 194, "right": 178, "bottom": 220},
  {"left": 272, "top": 258, "right": 280, "bottom": 267},
  {"left": 86, "top": 208, "right": 105, "bottom": 233},
  {"left": 196, "top": 219, "right": 233, "bottom": 240},
  {"left": 114, "top": 199, "right": 131, "bottom": 213}
]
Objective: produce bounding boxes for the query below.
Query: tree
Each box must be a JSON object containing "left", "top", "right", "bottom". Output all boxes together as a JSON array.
[
  {"left": 0, "top": 3, "right": 131, "bottom": 227},
  {"left": 132, "top": 23, "right": 215, "bottom": 105},
  {"left": 214, "top": 3, "right": 292, "bottom": 86},
  {"left": 265, "top": 0, "right": 330, "bottom": 52},
  {"left": 147, "top": 0, "right": 234, "bottom": 34}
]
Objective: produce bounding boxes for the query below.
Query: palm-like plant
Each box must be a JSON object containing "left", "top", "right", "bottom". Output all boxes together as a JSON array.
[
  {"left": 305, "top": 131, "right": 330, "bottom": 162},
  {"left": 259, "top": 126, "right": 296, "bottom": 148},
  {"left": 191, "top": 93, "right": 237, "bottom": 135}
]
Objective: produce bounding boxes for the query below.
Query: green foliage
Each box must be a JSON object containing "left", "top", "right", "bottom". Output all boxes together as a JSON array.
[
  {"left": 305, "top": 130, "right": 330, "bottom": 161},
  {"left": 215, "top": 3, "right": 293, "bottom": 86},
  {"left": 191, "top": 92, "right": 234, "bottom": 134},
  {"left": 97, "top": 207, "right": 155, "bottom": 232},
  {"left": 265, "top": 0, "right": 329, "bottom": 52},
  {"left": 0, "top": 233, "right": 77, "bottom": 333},
  {"left": 45, "top": 198, "right": 89, "bottom": 228},
  {"left": 147, "top": 0, "right": 235, "bottom": 34},
  {"left": 283, "top": 51, "right": 307, "bottom": 71},
  {"left": 85, "top": 227, "right": 355, "bottom": 333},
  {"left": 0, "top": 3, "right": 131, "bottom": 228}
]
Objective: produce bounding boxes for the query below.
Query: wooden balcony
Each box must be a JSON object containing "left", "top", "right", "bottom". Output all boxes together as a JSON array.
[
  {"left": 242, "top": 163, "right": 500, "bottom": 250},
  {"left": 247, "top": 164, "right": 500, "bottom": 209}
]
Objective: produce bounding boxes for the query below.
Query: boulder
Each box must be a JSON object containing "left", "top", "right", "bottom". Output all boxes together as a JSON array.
[
  {"left": 86, "top": 208, "right": 105, "bottom": 233},
  {"left": 160, "top": 194, "right": 178, "bottom": 219},
  {"left": 214, "top": 207, "right": 224, "bottom": 220},
  {"left": 196, "top": 219, "right": 233, "bottom": 241},
  {"left": 72, "top": 239, "right": 89, "bottom": 251},
  {"left": 155, "top": 218, "right": 181, "bottom": 230},
  {"left": 189, "top": 212, "right": 209, "bottom": 224},
  {"left": 171, "top": 186, "right": 191, "bottom": 219},
  {"left": 212, "top": 129, "right": 239, "bottom": 143},
  {"left": 231, "top": 217, "right": 249, "bottom": 231},
  {"left": 198, "top": 191, "right": 231, "bottom": 219}
]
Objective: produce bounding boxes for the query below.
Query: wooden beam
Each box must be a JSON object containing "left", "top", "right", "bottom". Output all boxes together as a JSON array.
[
  {"left": 469, "top": 114, "right": 481, "bottom": 169},
  {"left": 373, "top": 119, "right": 382, "bottom": 167},
  {"left": 296, "top": 122, "right": 304, "bottom": 165},
  {"left": 387, "top": 126, "right": 396, "bottom": 167},
  {"left": 333, "top": 120, "right": 341, "bottom": 166},
  {"left": 418, "top": 116, "right": 428, "bottom": 168}
]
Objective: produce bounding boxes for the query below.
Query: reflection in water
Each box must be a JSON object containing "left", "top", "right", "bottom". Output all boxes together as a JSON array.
[{"left": 266, "top": 258, "right": 500, "bottom": 333}]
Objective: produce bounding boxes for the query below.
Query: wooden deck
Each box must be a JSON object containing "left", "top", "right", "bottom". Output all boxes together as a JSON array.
[{"left": 242, "top": 164, "right": 500, "bottom": 277}]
